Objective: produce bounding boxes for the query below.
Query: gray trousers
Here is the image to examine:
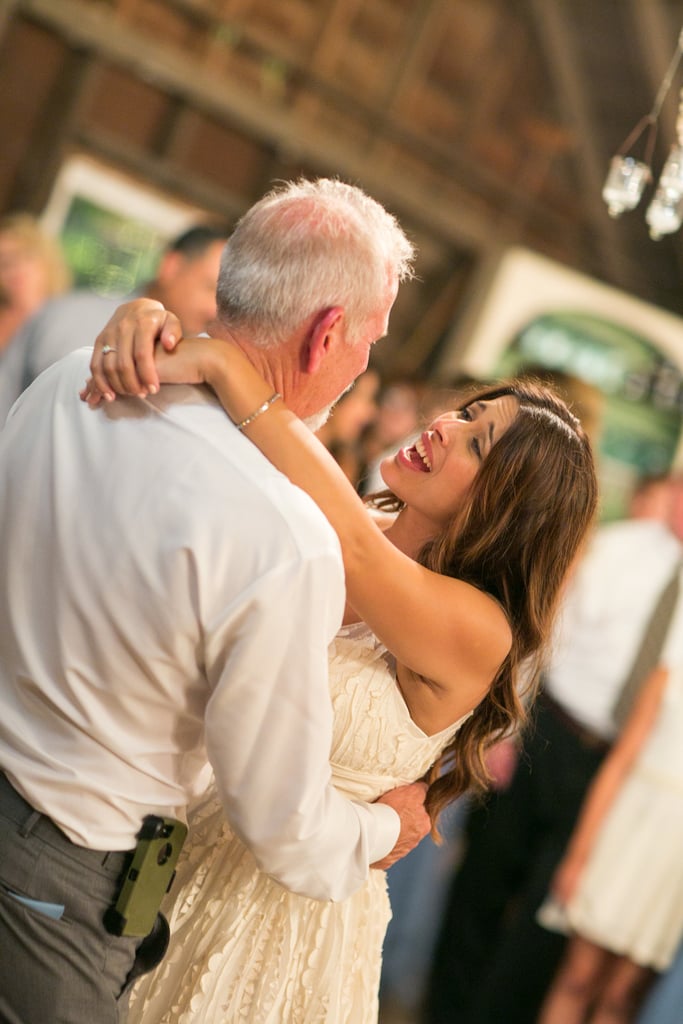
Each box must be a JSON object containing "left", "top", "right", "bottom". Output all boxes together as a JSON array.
[{"left": 0, "top": 773, "right": 142, "bottom": 1024}]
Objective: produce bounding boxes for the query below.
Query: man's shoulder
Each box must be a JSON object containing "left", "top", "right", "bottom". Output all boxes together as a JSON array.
[
  {"left": 225, "top": 452, "right": 340, "bottom": 557},
  {"left": 181, "top": 447, "right": 343, "bottom": 601},
  {"left": 160, "top": 408, "right": 340, "bottom": 559}
]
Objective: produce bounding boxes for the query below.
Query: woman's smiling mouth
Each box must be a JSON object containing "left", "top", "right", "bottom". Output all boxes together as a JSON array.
[{"left": 397, "top": 432, "right": 433, "bottom": 472}]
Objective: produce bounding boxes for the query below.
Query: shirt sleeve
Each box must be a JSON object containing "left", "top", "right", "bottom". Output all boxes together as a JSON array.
[{"left": 202, "top": 542, "right": 400, "bottom": 902}]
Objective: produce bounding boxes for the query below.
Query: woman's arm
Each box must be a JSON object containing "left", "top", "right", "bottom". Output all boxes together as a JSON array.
[
  {"left": 153, "top": 338, "right": 511, "bottom": 733},
  {"left": 342, "top": 508, "right": 396, "bottom": 626},
  {"left": 551, "top": 664, "right": 668, "bottom": 904}
]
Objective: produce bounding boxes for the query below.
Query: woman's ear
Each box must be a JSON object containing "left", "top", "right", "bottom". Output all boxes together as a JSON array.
[{"left": 305, "top": 306, "right": 344, "bottom": 374}]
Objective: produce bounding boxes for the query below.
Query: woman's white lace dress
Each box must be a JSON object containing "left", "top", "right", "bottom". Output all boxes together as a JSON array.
[{"left": 128, "top": 622, "right": 469, "bottom": 1023}]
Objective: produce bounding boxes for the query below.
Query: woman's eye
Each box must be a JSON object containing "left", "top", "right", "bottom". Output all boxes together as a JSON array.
[{"left": 458, "top": 407, "right": 472, "bottom": 421}]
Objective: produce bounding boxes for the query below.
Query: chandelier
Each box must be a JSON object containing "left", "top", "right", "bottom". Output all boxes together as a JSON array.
[{"left": 602, "top": 27, "right": 683, "bottom": 239}]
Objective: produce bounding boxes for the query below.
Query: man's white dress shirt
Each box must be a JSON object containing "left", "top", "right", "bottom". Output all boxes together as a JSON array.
[
  {"left": 547, "top": 517, "right": 682, "bottom": 741},
  {"left": 0, "top": 349, "right": 398, "bottom": 901}
]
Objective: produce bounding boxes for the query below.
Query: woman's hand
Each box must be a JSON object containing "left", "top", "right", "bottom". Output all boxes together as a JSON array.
[
  {"left": 81, "top": 336, "right": 225, "bottom": 407},
  {"left": 88, "top": 298, "right": 183, "bottom": 401},
  {"left": 154, "top": 338, "right": 222, "bottom": 387}
]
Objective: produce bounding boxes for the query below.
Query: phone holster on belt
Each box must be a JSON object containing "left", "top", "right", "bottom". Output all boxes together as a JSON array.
[{"left": 103, "top": 814, "right": 187, "bottom": 938}]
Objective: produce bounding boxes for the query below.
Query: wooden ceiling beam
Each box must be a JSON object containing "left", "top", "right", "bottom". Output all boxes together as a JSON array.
[
  {"left": 0, "top": 0, "right": 20, "bottom": 40},
  {"left": 74, "top": 124, "right": 246, "bottom": 221},
  {"left": 527, "top": 0, "right": 636, "bottom": 286},
  {"left": 17, "top": 0, "right": 578, "bottom": 246},
  {"left": 289, "top": 0, "right": 363, "bottom": 124},
  {"left": 7, "top": 46, "right": 94, "bottom": 212},
  {"left": 376, "top": 0, "right": 441, "bottom": 114},
  {"left": 15, "top": 0, "right": 499, "bottom": 251},
  {"left": 305, "top": 0, "right": 363, "bottom": 74}
]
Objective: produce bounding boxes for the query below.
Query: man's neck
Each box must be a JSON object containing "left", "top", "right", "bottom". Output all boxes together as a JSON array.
[{"left": 208, "top": 318, "right": 306, "bottom": 416}]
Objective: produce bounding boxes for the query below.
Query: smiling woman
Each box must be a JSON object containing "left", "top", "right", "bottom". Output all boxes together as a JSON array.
[
  {"left": 384, "top": 396, "right": 520, "bottom": 532},
  {"left": 86, "top": 309, "right": 598, "bottom": 1024}
]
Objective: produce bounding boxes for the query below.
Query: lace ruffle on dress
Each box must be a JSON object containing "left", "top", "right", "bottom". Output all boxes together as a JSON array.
[{"left": 129, "top": 622, "right": 470, "bottom": 1023}]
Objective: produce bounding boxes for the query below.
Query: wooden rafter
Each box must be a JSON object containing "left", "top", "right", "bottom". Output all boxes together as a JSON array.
[
  {"left": 15, "top": 0, "right": 498, "bottom": 249},
  {"left": 15, "top": 0, "right": 584, "bottom": 247},
  {"left": 527, "top": 0, "right": 627, "bottom": 283}
]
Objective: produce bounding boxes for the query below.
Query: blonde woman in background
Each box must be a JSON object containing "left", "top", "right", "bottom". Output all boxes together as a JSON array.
[{"left": 0, "top": 212, "right": 70, "bottom": 353}]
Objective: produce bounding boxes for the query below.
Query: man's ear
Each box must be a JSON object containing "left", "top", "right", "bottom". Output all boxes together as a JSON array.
[{"left": 305, "top": 306, "right": 344, "bottom": 374}]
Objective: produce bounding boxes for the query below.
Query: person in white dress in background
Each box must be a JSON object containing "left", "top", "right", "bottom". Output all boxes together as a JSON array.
[
  {"left": 537, "top": 596, "right": 683, "bottom": 1024},
  {"left": 86, "top": 305, "right": 598, "bottom": 1022}
]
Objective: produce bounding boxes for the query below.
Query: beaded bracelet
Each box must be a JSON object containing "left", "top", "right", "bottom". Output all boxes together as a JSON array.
[{"left": 235, "top": 392, "right": 282, "bottom": 431}]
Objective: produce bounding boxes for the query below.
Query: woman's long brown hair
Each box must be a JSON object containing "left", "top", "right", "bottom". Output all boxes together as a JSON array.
[{"left": 372, "top": 379, "right": 598, "bottom": 832}]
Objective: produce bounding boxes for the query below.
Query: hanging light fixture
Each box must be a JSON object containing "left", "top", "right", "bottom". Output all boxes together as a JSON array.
[{"left": 602, "top": 27, "right": 683, "bottom": 238}]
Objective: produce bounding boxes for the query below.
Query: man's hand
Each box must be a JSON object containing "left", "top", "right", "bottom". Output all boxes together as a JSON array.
[
  {"left": 371, "top": 781, "right": 430, "bottom": 869},
  {"left": 87, "top": 299, "right": 183, "bottom": 402}
]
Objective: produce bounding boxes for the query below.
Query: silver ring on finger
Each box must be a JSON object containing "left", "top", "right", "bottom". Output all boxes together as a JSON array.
[{"left": 101, "top": 345, "right": 118, "bottom": 356}]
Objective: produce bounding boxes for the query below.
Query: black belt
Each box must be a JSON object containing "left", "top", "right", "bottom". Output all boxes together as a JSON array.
[
  {"left": 0, "top": 770, "right": 133, "bottom": 877},
  {"left": 539, "top": 693, "right": 611, "bottom": 754}
]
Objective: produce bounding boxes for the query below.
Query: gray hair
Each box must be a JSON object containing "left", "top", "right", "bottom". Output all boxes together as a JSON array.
[{"left": 215, "top": 178, "right": 415, "bottom": 346}]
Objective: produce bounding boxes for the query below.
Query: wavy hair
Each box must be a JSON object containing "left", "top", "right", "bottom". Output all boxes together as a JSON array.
[
  {"left": 373, "top": 379, "right": 598, "bottom": 832},
  {"left": 215, "top": 178, "right": 415, "bottom": 346}
]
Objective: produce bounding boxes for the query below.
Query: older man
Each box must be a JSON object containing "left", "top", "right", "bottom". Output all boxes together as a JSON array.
[{"left": 0, "top": 178, "right": 429, "bottom": 1023}]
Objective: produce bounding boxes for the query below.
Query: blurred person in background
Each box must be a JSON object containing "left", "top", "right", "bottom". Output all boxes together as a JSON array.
[
  {"left": 536, "top": 473, "right": 683, "bottom": 1024},
  {"left": 537, "top": 650, "right": 683, "bottom": 1023},
  {"left": 0, "top": 212, "right": 70, "bottom": 355},
  {"left": 0, "top": 222, "right": 229, "bottom": 425},
  {"left": 628, "top": 471, "right": 677, "bottom": 520},
  {"left": 316, "top": 367, "right": 380, "bottom": 487},
  {"left": 358, "top": 379, "right": 422, "bottom": 493}
]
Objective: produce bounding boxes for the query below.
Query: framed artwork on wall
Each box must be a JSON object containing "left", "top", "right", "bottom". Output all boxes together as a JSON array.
[{"left": 41, "top": 154, "right": 207, "bottom": 297}]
